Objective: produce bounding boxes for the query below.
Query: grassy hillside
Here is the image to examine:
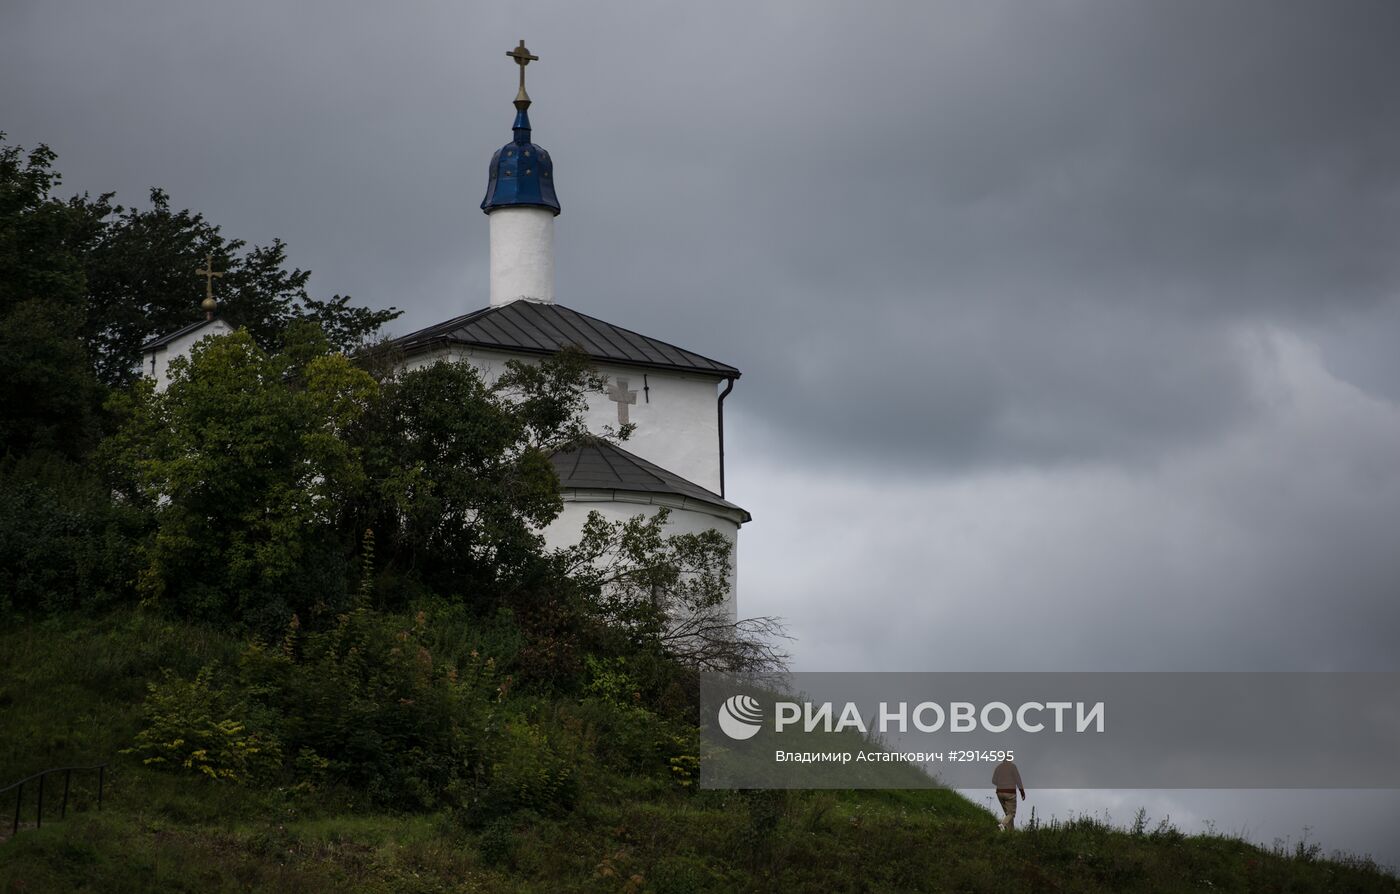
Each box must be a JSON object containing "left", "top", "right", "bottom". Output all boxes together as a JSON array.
[{"left": 1, "top": 612, "right": 1395, "bottom": 893}]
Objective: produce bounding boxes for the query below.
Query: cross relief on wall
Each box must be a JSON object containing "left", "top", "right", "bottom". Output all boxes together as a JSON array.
[{"left": 607, "top": 376, "right": 638, "bottom": 424}]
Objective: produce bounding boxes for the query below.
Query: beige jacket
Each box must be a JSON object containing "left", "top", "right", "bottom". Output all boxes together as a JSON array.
[{"left": 992, "top": 761, "right": 1023, "bottom": 792}]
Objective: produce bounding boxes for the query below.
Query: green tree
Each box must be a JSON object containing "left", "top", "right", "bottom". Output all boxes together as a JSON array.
[
  {"left": 106, "top": 325, "right": 378, "bottom": 628},
  {"left": 0, "top": 133, "right": 400, "bottom": 455},
  {"left": 84, "top": 188, "right": 401, "bottom": 389},
  {"left": 0, "top": 137, "right": 106, "bottom": 458},
  {"left": 0, "top": 451, "right": 146, "bottom": 614},
  {"left": 555, "top": 506, "right": 786, "bottom": 673},
  {"left": 107, "top": 332, "right": 605, "bottom": 627},
  {"left": 360, "top": 347, "right": 604, "bottom": 600}
]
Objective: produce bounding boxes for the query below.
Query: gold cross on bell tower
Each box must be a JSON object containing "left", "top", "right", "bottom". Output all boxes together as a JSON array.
[
  {"left": 506, "top": 40, "right": 538, "bottom": 109},
  {"left": 196, "top": 253, "right": 224, "bottom": 320}
]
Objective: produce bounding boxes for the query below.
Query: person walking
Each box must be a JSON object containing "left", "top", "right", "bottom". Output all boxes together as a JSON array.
[{"left": 992, "top": 758, "right": 1026, "bottom": 830}]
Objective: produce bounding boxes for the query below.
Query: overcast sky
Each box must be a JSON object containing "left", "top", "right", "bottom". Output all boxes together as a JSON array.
[{"left": 4, "top": 0, "right": 1399, "bottom": 869}]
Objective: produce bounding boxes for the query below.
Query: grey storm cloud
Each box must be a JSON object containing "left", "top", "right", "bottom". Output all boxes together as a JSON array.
[{"left": 4, "top": 1, "right": 1398, "bottom": 472}]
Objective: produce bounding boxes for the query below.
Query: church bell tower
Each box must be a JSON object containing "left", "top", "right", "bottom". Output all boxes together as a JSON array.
[{"left": 481, "top": 40, "right": 561, "bottom": 306}]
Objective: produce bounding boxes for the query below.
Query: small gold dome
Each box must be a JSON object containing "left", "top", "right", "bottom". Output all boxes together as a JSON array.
[{"left": 201, "top": 297, "right": 217, "bottom": 314}]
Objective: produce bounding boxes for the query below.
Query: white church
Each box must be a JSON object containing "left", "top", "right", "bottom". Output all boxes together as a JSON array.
[{"left": 141, "top": 41, "right": 749, "bottom": 615}]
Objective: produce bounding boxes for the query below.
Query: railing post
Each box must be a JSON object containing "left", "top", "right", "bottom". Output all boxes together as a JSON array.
[{"left": 2, "top": 764, "right": 110, "bottom": 838}]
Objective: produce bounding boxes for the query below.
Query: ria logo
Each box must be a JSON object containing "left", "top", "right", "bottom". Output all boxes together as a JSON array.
[{"left": 718, "top": 694, "right": 764, "bottom": 740}]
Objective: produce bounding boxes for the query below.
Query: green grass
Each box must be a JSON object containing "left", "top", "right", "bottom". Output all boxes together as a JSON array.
[{"left": 2, "top": 611, "right": 1396, "bottom": 893}]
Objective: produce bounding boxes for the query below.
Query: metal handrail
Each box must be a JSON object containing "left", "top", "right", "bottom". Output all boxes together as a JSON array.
[{"left": 1, "top": 763, "right": 106, "bottom": 836}]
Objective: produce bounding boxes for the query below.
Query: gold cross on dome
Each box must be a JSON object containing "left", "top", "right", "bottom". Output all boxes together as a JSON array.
[
  {"left": 506, "top": 40, "right": 538, "bottom": 105},
  {"left": 196, "top": 253, "right": 224, "bottom": 301},
  {"left": 507, "top": 39, "right": 538, "bottom": 69}
]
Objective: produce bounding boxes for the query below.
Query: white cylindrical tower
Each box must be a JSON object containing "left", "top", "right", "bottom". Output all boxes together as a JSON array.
[
  {"left": 489, "top": 206, "right": 554, "bottom": 305},
  {"left": 481, "top": 41, "right": 561, "bottom": 307}
]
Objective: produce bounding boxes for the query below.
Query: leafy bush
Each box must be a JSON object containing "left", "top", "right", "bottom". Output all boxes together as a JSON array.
[
  {"left": 125, "top": 665, "right": 281, "bottom": 783},
  {"left": 125, "top": 600, "right": 512, "bottom": 810},
  {"left": 477, "top": 719, "right": 578, "bottom": 818},
  {"left": 475, "top": 817, "right": 516, "bottom": 868},
  {"left": 245, "top": 604, "right": 500, "bottom": 810},
  {"left": 546, "top": 658, "right": 702, "bottom": 788}
]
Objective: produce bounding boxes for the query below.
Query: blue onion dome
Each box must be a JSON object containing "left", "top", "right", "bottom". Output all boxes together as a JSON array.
[{"left": 481, "top": 106, "right": 560, "bottom": 215}]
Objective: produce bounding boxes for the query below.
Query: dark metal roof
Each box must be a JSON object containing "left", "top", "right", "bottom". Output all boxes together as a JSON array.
[
  {"left": 139, "top": 317, "right": 229, "bottom": 352},
  {"left": 386, "top": 301, "right": 740, "bottom": 378},
  {"left": 549, "top": 439, "right": 750, "bottom": 522}
]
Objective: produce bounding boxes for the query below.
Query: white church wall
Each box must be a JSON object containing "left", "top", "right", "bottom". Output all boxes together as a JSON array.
[
  {"left": 144, "top": 320, "right": 234, "bottom": 391},
  {"left": 580, "top": 363, "right": 724, "bottom": 497},
  {"left": 399, "top": 348, "right": 726, "bottom": 496},
  {"left": 398, "top": 346, "right": 469, "bottom": 374},
  {"left": 541, "top": 497, "right": 739, "bottom": 623}
]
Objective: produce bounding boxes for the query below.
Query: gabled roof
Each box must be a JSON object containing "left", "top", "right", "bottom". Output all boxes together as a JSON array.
[
  {"left": 549, "top": 439, "right": 750, "bottom": 523},
  {"left": 139, "top": 317, "right": 232, "bottom": 352},
  {"left": 385, "top": 301, "right": 740, "bottom": 379}
]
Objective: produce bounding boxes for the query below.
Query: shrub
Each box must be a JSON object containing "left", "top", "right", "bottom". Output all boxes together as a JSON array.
[
  {"left": 249, "top": 605, "right": 500, "bottom": 811},
  {"left": 477, "top": 719, "right": 578, "bottom": 818},
  {"left": 126, "top": 665, "right": 281, "bottom": 783},
  {"left": 476, "top": 817, "right": 516, "bottom": 868}
]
